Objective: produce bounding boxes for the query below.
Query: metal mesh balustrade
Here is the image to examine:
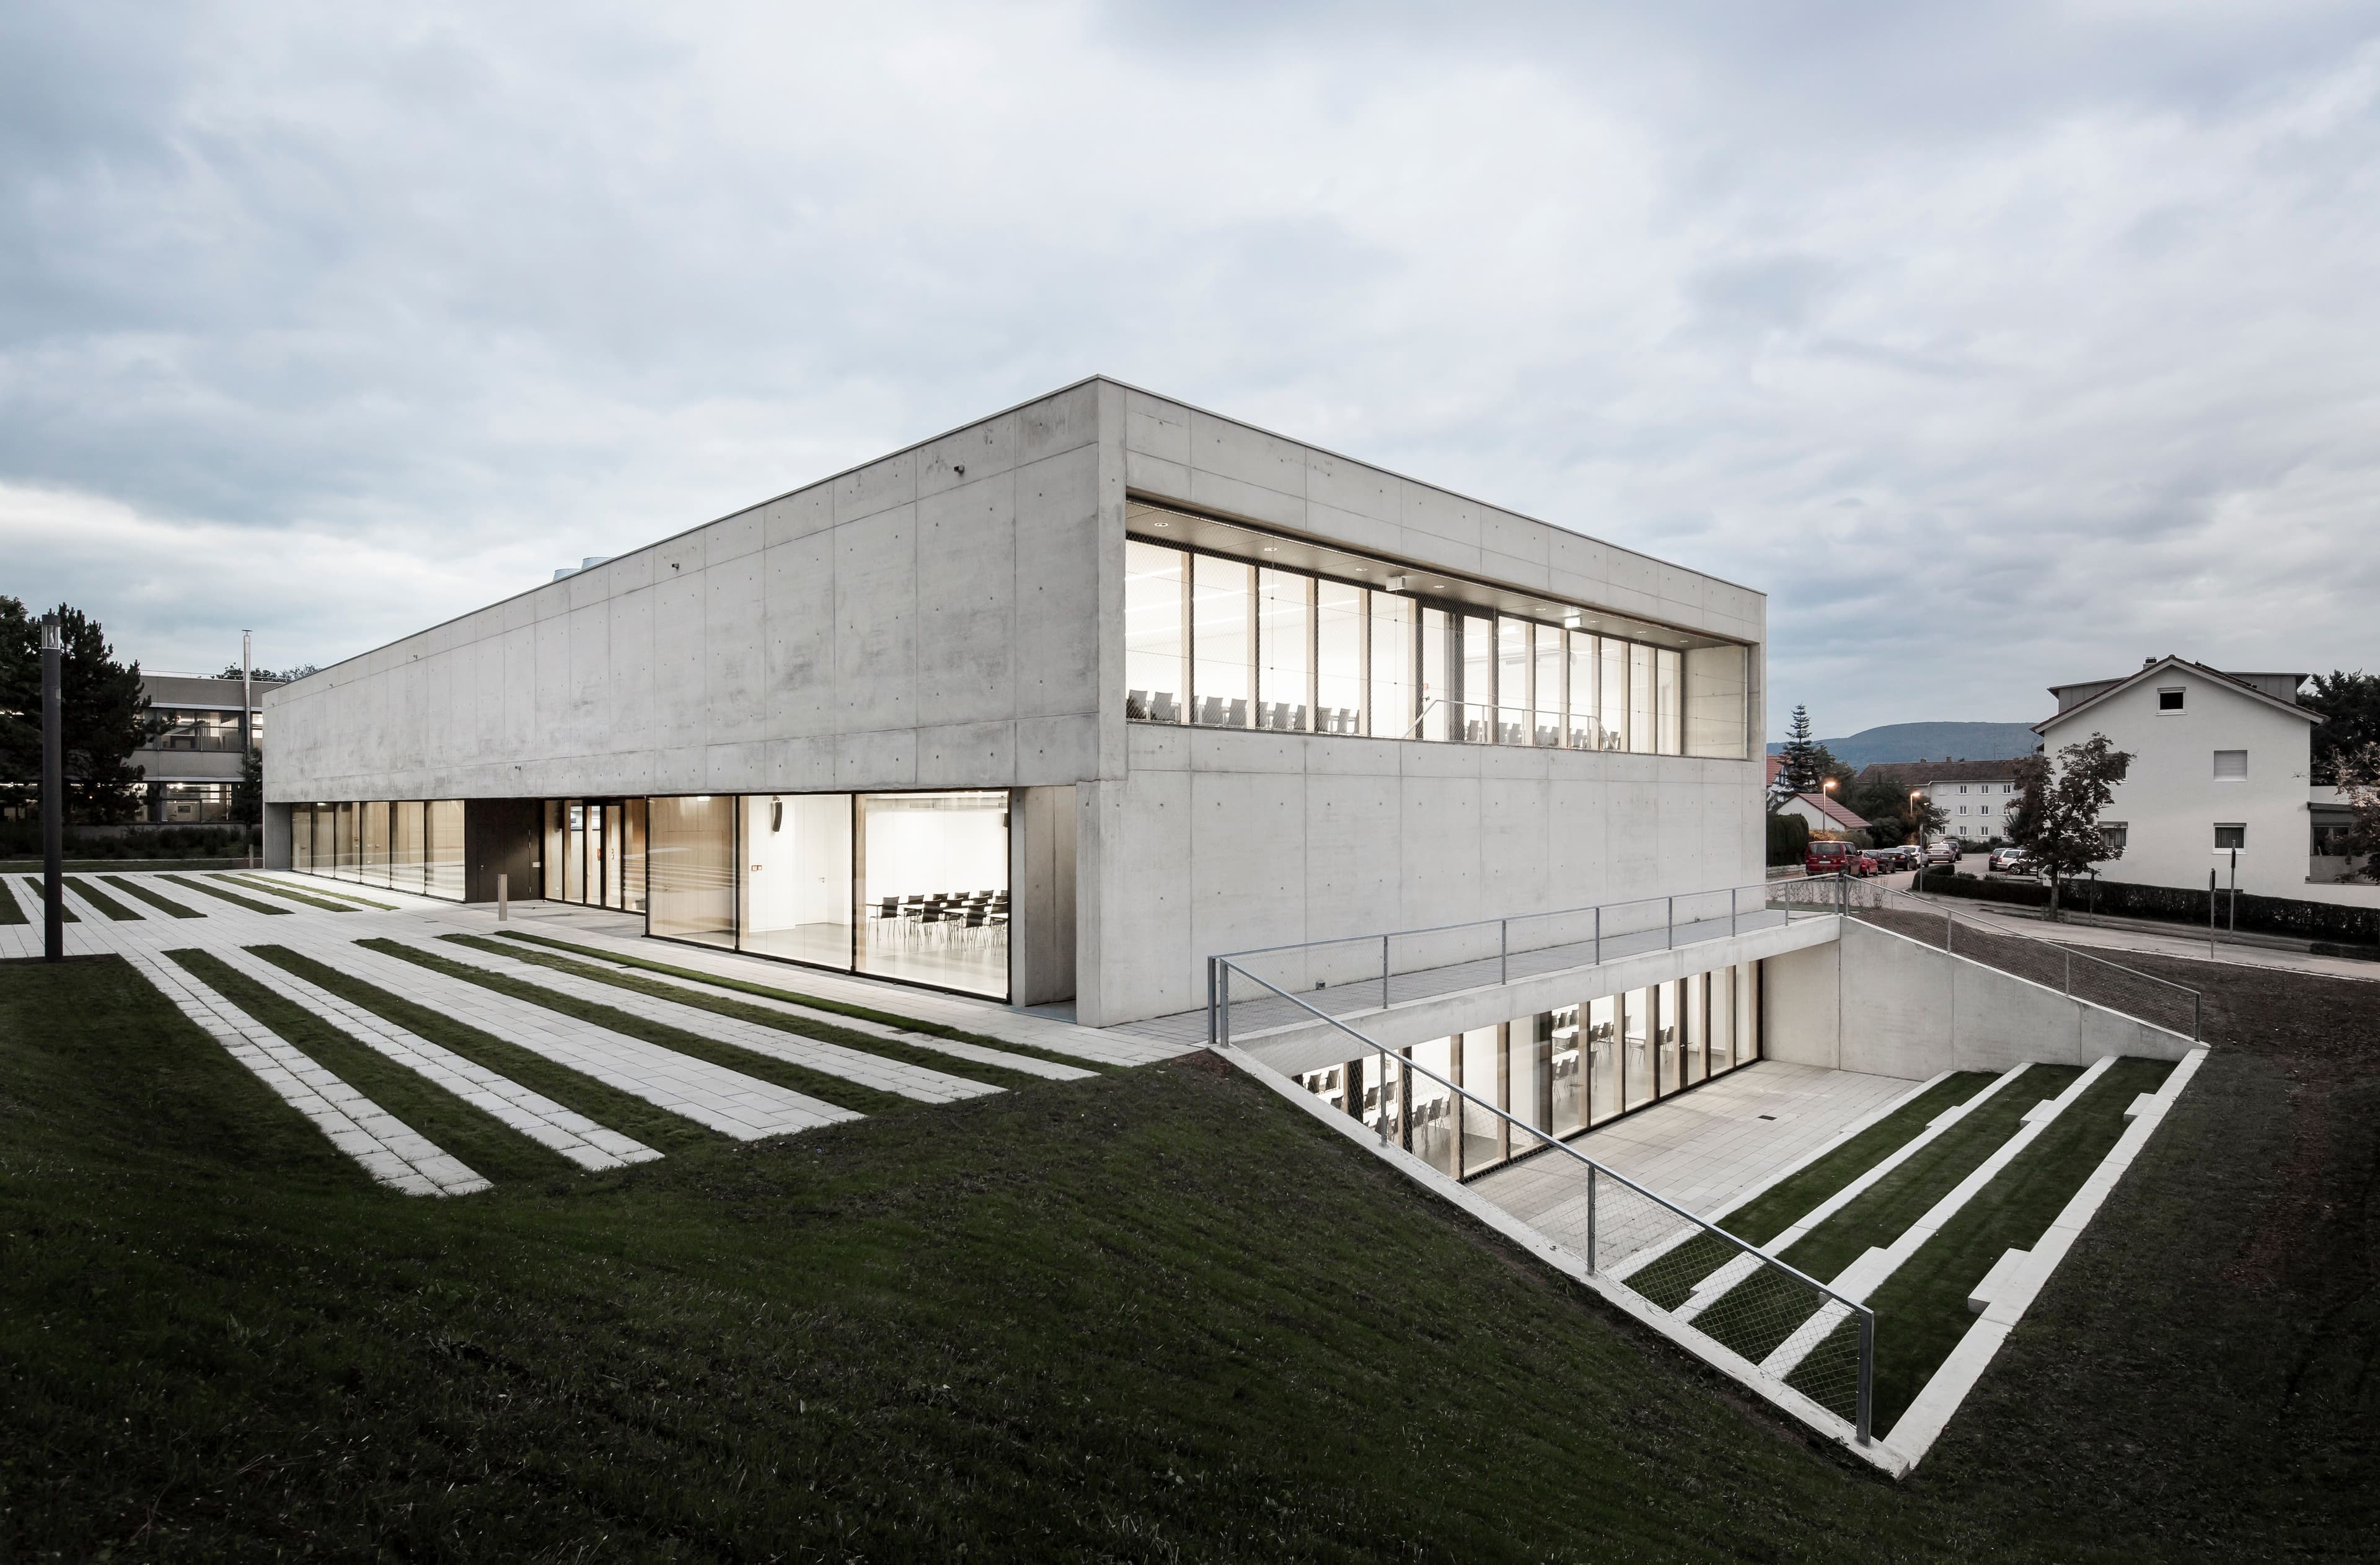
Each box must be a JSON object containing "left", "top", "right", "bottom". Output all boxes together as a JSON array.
[
  {"left": 1207, "top": 882, "right": 1817, "bottom": 1041},
  {"left": 1831, "top": 878, "right": 2202, "bottom": 1041},
  {"left": 1214, "top": 956, "right": 1877, "bottom": 1443}
]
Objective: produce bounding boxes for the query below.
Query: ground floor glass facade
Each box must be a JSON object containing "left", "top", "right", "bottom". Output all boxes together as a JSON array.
[
  {"left": 290, "top": 800, "right": 467, "bottom": 900},
  {"left": 1299, "top": 962, "right": 1760, "bottom": 1180}
]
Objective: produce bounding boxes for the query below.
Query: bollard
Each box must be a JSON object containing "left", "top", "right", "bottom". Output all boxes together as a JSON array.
[{"left": 497, "top": 872, "right": 509, "bottom": 922}]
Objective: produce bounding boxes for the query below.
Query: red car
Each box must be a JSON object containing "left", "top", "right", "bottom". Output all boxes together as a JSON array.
[{"left": 1805, "top": 840, "right": 1877, "bottom": 878}]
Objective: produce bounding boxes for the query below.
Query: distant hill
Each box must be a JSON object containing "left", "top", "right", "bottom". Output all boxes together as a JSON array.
[{"left": 1766, "top": 721, "right": 2040, "bottom": 771}]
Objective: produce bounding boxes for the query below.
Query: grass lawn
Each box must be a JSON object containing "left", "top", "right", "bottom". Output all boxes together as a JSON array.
[
  {"left": 17, "top": 876, "right": 74, "bottom": 920},
  {"left": 62, "top": 875, "right": 142, "bottom": 920},
  {"left": 231, "top": 874, "right": 397, "bottom": 910},
  {"left": 1, "top": 953, "right": 2373, "bottom": 1559},
  {"left": 0, "top": 878, "right": 21, "bottom": 924},
  {"left": 213, "top": 873, "right": 364, "bottom": 912}
]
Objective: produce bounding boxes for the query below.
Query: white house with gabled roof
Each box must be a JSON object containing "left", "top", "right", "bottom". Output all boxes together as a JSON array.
[{"left": 2035, "top": 655, "right": 2379, "bottom": 907}]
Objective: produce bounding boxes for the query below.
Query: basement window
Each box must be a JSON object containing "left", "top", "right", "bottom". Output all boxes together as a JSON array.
[{"left": 2214, "top": 824, "right": 2246, "bottom": 851}]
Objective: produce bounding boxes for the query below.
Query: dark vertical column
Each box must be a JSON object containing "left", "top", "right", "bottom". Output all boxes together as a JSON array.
[
  {"left": 40, "top": 615, "right": 63, "bottom": 963},
  {"left": 1344, "top": 1055, "right": 1364, "bottom": 1122}
]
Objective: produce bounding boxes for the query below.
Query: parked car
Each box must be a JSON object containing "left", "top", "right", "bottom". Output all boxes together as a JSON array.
[
  {"left": 1805, "top": 840, "right": 1877, "bottom": 877},
  {"left": 1987, "top": 845, "right": 2031, "bottom": 873},
  {"left": 1923, "top": 839, "right": 1961, "bottom": 866},
  {"left": 1872, "top": 845, "right": 1919, "bottom": 871}
]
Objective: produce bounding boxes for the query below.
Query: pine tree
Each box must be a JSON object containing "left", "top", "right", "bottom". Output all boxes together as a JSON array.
[
  {"left": 1776, "top": 704, "right": 1826, "bottom": 796},
  {"left": 0, "top": 598, "right": 161, "bottom": 823}
]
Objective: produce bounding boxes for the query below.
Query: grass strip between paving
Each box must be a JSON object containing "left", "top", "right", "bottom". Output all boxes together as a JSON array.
[
  {"left": 441, "top": 933, "right": 1047, "bottom": 1095},
  {"left": 358, "top": 938, "right": 915, "bottom": 1119},
  {"left": 161, "top": 874, "right": 291, "bottom": 915},
  {"left": 20, "top": 877, "right": 76, "bottom": 921},
  {"left": 245, "top": 875, "right": 399, "bottom": 910},
  {"left": 249, "top": 945, "right": 715, "bottom": 1156},
  {"left": 1796, "top": 1055, "right": 2182, "bottom": 1431},
  {"left": 167, "top": 949, "right": 574, "bottom": 1186},
  {"left": 1630, "top": 1070, "right": 2000, "bottom": 1312},
  {"left": 0, "top": 877, "right": 23, "bottom": 925},
  {"left": 102, "top": 875, "right": 203, "bottom": 918},
  {"left": 215, "top": 873, "right": 363, "bottom": 912},
  {"left": 1691, "top": 1067, "right": 2080, "bottom": 1369},
  {"left": 491, "top": 928, "right": 1111, "bottom": 1074},
  {"left": 62, "top": 876, "right": 142, "bottom": 920}
]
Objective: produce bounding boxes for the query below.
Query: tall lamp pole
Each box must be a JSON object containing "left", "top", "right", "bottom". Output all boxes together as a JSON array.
[
  {"left": 40, "top": 612, "right": 63, "bottom": 963},
  {"left": 242, "top": 629, "right": 254, "bottom": 869}
]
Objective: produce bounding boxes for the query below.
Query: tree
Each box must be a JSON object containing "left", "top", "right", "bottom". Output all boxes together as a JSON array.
[
  {"left": 0, "top": 599, "right": 162, "bottom": 823},
  {"left": 232, "top": 746, "right": 264, "bottom": 827},
  {"left": 216, "top": 662, "right": 317, "bottom": 683},
  {"left": 1849, "top": 771, "right": 1946, "bottom": 846},
  {"left": 2329, "top": 741, "right": 2380, "bottom": 883},
  {"left": 2304, "top": 671, "right": 2380, "bottom": 785},
  {"left": 1775, "top": 705, "right": 1827, "bottom": 798},
  {"left": 2009, "top": 733, "right": 2133, "bottom": 919}
]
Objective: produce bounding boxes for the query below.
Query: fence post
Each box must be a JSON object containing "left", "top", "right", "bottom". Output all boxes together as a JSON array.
[
  {"left": 2065, "top": 948, "right": 2073, "bottom": 997},
  {"left": 1730, "top": 885, "right": 1738, "bottom": 937},
  {"left": 1667, "top": 895, "right": 1674, "bottom": 950},
  {"left": 1594, "top": 906, "right": 1602, "bottom": 966},
  {"left": 2193, "top": 992, "right": 2201, "bottom": 1044},
  {"left": 1207, "top": 957, "right": 1219, "bottom": 1046},
  {"left": 1587, "top": 1165, "right": 1598, "bottom": 1273},
  {"left": 1856, "top": 1308, "right": 1875, "bottom": 1444},
  {"left": 1501, "top": 919, "right": 1509, "bottom": 985},
  {"left": 1219, "top": 963, "right": 1232, "bottom": 1050},
  {"left": 1382, "top": 933, "right": 1391, "bottom": 1010}
]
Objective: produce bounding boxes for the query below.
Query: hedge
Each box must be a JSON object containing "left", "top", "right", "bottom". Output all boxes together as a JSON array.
[
  {"left": 1913, "top": 867, "right": 2379, "bottom": 945},
  {"left": 1766, "top": 813, "right": 1810, "bottom": 867}
]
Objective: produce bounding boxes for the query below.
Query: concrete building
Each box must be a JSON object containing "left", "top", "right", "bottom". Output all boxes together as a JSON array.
[
  {"left": 139, "top": 671, "right": 280, "bottom": 821},
  {"left": 2035, "top": 656, "right": 2380, "bottom": 907},
  {"left": 265, "top": 379, "right": 1766, "bottom": 1028},
  {"left": 1856, "top": 759, "right": 2028, "bottom": 844}
]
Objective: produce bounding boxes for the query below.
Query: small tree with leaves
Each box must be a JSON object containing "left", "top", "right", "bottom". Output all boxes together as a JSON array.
[
  {"left": 2329, "top": 741, "right": 2380, "bottom": 883},
  {"left": 2009, "top": 733, "right": 2133, "bottom": 919},
  {"left": 1776, "top": 704, "right": 1827, "bottom": 798}
]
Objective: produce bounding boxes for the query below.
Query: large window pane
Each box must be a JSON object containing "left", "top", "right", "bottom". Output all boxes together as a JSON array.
[
  {"left": 1364, "top": 1052, "right": 1404, "bottom": 1147},
  {"left": 1370, "top": 594, "right": 1413, "bottom": 739},
  {"left": 1683, "top": 971, "right": 1708, "bottom": 1085},
  {"left": 1124, "top": 540, "right": 1187, "bottom": 724},
  {"left": 1421, "top": 607, "right": 1452, "bottom": 742},
  {"left": 1588, "top": 996, "right": 1619, "bottom": 1124},
  {"left": 427, "top": 800, "right": 465, "bottom": 901},
  {"left": 361, "top": 801, "right": 391, "bottom": 888},
  {"left": 1461, "top": 615, "right": 1494, "bottom": 743},
  {"left": 1568, "top": 633, "right": 1597, "bottom": 749},
  {"left": 1549, "top": 1003, "right": 1584, "bottom": 1137},
  {"left": 1657, "top": 648, "right": 1683, "bottom": 756},
  {"left": 1316, "top": 581, "right": 1365, "bottom": 736},
  {"left": 648, "top": 795, "right": 736, "bottom": 948},
  {"left": 1598, "top": 638, "right": 1628, "bottom": 751},
  {"left": 599, "top": 803, "right": 624, "bottom": 909},
  {"left": 1628, "top": 644, "right": 1656, "bottom": 755},
  {"left": 1460, "top": 1025, "right": 1503, "bottom": 1174},
  {"left": 1192, "top": 554, "right": 1253, "bottom": 728},
  {"left": 542, "top": 800, "right": 563, "bottom": 899},
  {"left": 1256, "top": 568, "right": 1311, "bottom": 732},
  {"left": 563, "top": 800, "right": 586, "bottom": 903},
  {"left": 741, "top": 793, "right": 854, "bottom": 969},
  {"left": 1735, "top": 964, "right": 1760, "bottom": 1066},
  {"left": 392, "top": 801, "right": 425, "bottom": 894},
  {"left": 1497, "top": 617, "right": 1529, "bottom": 745},
  {"left": 292, "top": 807, "right": 313, "bottom": 873},
  {"left": 622, "top": 799, "right": 647, "bottom": 914},
  {"left": 1533, "top": 624, "right": 1562, "bottom": 746},
  {"left": 1510, "top": 1014, "right": 1548, "bottom": 1151},
  {"left": 1623, "top": 988, "right": 1652, "bottom": 1110},
  {"left": 1709, "top": 970, "right": 1734, "bottom": 1077},
  {"left": 1409, "top": 1038, "right": 1456, "bottom": 1176},
  {"left": 1655, "top": 981, "right": 1679, "bottom": 1096},
  {"left": 858, "top": 790, "right": 1008, "bottom": 998}
]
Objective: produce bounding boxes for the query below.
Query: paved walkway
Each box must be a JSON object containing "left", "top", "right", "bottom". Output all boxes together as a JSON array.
[
  {"left": 1468, "top": 1062, "right": 1923, "bottom": 1264},
  {"left": 1891, "top": 881, "right": 2380, "bottom": 984},
  {"left": 1, "top": 869, "right": 1184, "bottom": 1196}
]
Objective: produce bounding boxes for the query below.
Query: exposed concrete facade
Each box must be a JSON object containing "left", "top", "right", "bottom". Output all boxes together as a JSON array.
[
  {"left": 1760, "top": 917, "right": 2195, "bottom": 1077},
  {"left": 268, "top": 378, "right": 1768, "bottom": 1025}
]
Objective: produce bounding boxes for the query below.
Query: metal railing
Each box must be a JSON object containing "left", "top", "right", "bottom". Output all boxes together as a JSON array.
[
  {"left": 1212, "top": 881, "right": 1831, "bottom": 1033},
  {"left": 1212, "top": 954, "right": 1877, "bottom": 1444},
  {"left": 1796, "top": 876, "right": 2204, "bottom": 1042}
]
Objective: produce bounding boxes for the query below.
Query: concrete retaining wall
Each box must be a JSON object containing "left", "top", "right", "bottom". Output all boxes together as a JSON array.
[{"left": 1762, "top": 917, "right": 2194, "bottom": 1076}]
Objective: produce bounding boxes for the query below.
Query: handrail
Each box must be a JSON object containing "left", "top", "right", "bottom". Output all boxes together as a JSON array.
[
  {"left": 1215, "top": 881, "right": 1796, "bottom": 963},
  {"left": 1212, "top": 952, "right": 1875, "bottom": 1444}
]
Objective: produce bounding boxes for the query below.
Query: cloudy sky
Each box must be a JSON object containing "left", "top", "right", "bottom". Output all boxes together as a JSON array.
[{"left": 5, "top": 1, "right": 2377, "bottom": 736}]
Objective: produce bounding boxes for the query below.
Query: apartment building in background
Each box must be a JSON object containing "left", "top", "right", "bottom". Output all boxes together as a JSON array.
[
  {"left": 1856, "top": 759, "right": 2029, "bottom": 844},
  {"left": 137, "top": 672, "right": 280, "bottom": 821}
]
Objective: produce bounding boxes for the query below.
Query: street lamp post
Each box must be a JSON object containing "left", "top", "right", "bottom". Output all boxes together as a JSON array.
[
  {"left": 242, "top": 630, "right": 254, "bottom": 869},
  {"left": 40, "top": 613, "right": 63, "bottom": 963}
]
